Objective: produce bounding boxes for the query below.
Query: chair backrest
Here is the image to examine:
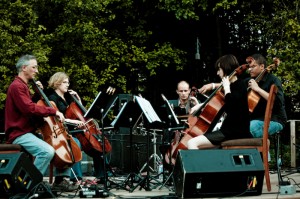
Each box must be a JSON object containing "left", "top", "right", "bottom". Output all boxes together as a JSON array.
[{"left": 262, "top": 84, "right": 278, "bottom": 153}]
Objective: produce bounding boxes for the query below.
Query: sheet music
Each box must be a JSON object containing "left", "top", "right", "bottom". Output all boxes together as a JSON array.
[
  {"left": 84, "top": 91, "right": 102, "bottom": 118},
  {"left": 84, "top": 89, "right": 118, "bottom": 120},
  {"left": 161, "top": 94, "right": 180, "bottom": 125},
  {"left": 134, "top": 96, "right": 161, "bottom": 123},
  {"left": 102, "top": 95, "right": 119, "bottom": 119}
]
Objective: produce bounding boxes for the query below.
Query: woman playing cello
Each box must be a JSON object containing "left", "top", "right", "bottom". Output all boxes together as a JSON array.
[
  {"left": 187, "top": 54, "right": 252, "bottom": 149},
  {"left": 48, "top": 72, "right": 107, "bottom": 185}
]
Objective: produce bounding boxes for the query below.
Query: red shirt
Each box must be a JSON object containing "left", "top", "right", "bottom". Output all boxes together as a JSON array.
[{"left": 5, "top": 76, "right": 56, "bottom": 143}]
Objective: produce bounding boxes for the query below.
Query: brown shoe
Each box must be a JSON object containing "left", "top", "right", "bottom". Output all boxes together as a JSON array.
[{"left": 52, "top": 179, "right": 79, "bottom": 192}]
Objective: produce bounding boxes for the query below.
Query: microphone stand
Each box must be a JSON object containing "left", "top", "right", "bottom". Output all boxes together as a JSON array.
[
  {"left": 120, "top": 118, "right": 142, "bottom": 191},
  {"left": 99, "top": 109, "right": 124, "bottom": 196},
  {"left": 159, "top": 116, "right": 185, "bottom": 190},
  {"left": 94, "top": 109, "right": 109, "bottom": 197},
  {"left": 100, "top": 109, "right": 108, "bottom": 192},
  {"left": 130, "top": 122, "right": 152, "bottom": 192}
]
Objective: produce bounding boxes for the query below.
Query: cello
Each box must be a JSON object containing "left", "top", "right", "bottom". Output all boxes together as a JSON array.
[
  {"left": 247, "top": 57, "right": 280, "bottom": 112},
  {"left": 33, "top": 80, "right": 82, "bottom": 169},
  {"left": 65, "top": 87, "right": 114, "bottom": 155},
  {"left": 166, "top": 63, "right": 250, "bottom": 165}
]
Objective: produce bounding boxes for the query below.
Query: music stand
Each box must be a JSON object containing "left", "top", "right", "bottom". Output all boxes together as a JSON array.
[
  {"left": 84, "top": 90, "right": 119, "bottom": 194},
  {"left": 111, "top": 99, "right": 144, "bottom": 191},
  {"left": 84, "top": 90, "right": 118, "bottom": 120},
  {"left": 128, "top": 96, "right": 164, "bottom": 192},
  {"left": 159, "top": 94, "right": 184, "bottom": 190}
]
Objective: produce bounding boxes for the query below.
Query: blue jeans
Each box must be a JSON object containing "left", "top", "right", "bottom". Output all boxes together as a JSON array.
[
  {"left": 250, "top": 120, "right": 283, "bottom": 138},
  {"left": 13, "top": 133, "right": 55, "bottom": 176}
]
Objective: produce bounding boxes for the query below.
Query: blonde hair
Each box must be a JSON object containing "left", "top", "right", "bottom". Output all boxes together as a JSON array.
[{"left": 48, "top": 72, "right": 69, "bottom": 89}]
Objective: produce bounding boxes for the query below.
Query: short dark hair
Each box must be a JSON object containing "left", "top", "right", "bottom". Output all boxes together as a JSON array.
[
  {"left": 214, "top": 54, "right": 239, "bottom": 76},
  {"left": 251, "top": 54, "right": 267, "bottom": 68}
]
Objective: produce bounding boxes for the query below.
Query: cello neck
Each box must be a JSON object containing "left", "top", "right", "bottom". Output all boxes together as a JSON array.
[
  {"left": 68, "top": 91, "right": 87, "bottom": 113},
  {"left": 32, "top": 80, "right": 53, "bottom": 108},
  {"left": 213, "top": 64, "right": 249, "bottom": 95},
  {"left": 248, "top": 61, "right": 279, "bottom": 91},
  {"left": 192, "top": 63, "right": 249, "bottom": 116},
  {"left": 246, "top": 69, "right": 267, "bottom": 92},
  {"left": 32, "top": 79, "right": 66, "bottom": 125},
  {"left": 254, "top": 68, "right": 268, "bottom": 84}
]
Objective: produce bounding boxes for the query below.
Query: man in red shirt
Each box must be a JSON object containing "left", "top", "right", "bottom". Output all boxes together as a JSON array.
[{"left": 4, "top": 55, "right": 78, "bottom": 191}]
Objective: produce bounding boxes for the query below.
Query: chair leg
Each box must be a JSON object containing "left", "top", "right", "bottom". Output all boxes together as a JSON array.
[{"left": 262, "top": 143, "right": 271, "bottom": 191}]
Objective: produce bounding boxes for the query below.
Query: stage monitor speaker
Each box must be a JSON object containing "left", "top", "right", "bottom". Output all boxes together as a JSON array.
[
  {"left": 173, "top": 149, "right": 264, "bottom": 198},
  {"left": 0, "top": 152, "right": 43, "bottom": 197},
  {"left": 108, "top": 134, "right": 162, "bottom": 173}
]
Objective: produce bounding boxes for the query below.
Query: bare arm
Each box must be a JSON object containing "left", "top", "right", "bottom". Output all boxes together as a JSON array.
[
  {"left": 248, "top": 79, "right": 269, "bottom": 100},
  {"left": 198, "top": 83, "right": 221, "bottom": 94}
]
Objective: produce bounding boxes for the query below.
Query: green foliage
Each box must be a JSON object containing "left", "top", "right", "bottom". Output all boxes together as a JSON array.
[
  {"left": 263, "top": 1, "right": 300, "bottom": 114},
  {"left": 0, "top": 0, "right": 51, "bottom": 109},
  {"left": 157, "top": 0, "right": 203, "bottom": 19},
  {"left": 208, "top": 0, "right": 300, "bottom": 114},
  {"left": 0, "top": 0, "right": 299, "bottom": 172},
  {"left": 213, "top": 0, "right": 238, "bottom": 12},
  {"left": 0, "top": 0, "right": 299, "bottom": 115},
  {"left": 1, "top": 0, "right": 200, "bottom": 109}
]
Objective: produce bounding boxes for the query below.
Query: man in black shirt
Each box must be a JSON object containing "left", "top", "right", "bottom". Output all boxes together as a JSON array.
[{"left": 246, "top": 54, "right": 287, "bottom": 138}]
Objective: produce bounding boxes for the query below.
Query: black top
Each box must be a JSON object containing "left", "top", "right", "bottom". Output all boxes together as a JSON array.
[
  {"left": 48, "top": 91, "right": 79, "bottom": 133},
  {"left": 48, "top": 92, "right": 73, "bottom": 115},
  {"left": 220, "top": 78, "right": 252, "bottom": 139},
  {"left": 245, "top": 73, "right": 287, "bottom": 126}
]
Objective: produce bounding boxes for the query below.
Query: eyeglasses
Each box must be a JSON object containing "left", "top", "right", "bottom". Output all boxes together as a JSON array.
[{"left": 62, "top": 81, "right": 70, "bottom": 84}]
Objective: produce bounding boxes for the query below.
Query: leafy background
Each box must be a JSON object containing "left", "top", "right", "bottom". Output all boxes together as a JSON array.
[{"left": 0, "top": 0, "right": 299, "bottom": 167}]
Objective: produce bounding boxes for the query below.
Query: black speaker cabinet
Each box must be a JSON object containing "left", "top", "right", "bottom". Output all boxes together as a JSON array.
[
  {"left": 108, "top": 134, "right": 162, "bottom": 173},
  {"left": 0, "top": 152, "right": 43, "bottom": 197},
  {"left": 173, "top": 149, "right": 264, "bottom": 198}
]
